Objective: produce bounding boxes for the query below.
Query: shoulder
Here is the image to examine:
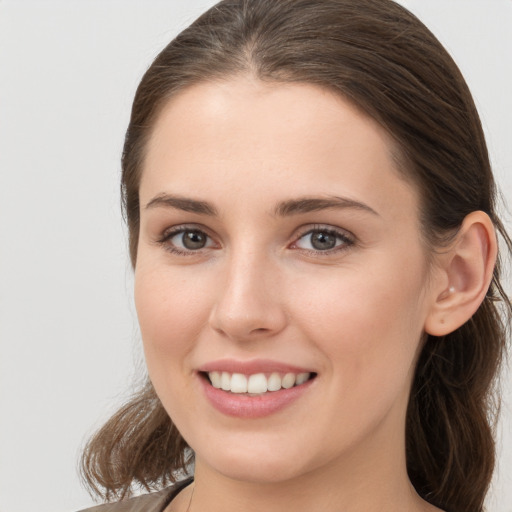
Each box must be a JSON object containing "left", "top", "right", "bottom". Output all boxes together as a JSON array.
[
  {"left": 76, "top": 479, "right": 193, "bottom": 512},
  {"left": 76, "top": 488, "right": 171, "bottom": 512}
]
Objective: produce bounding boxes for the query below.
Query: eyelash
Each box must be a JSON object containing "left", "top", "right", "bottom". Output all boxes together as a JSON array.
[
  {"left": 291, "top": 225, "right": 355, "bottom": 255},
  {"left": 156, "top": 225, "right": 216, "bottom": 256},
  {"left": 156, "top": 224, "right": 356, "bottom": 257}
]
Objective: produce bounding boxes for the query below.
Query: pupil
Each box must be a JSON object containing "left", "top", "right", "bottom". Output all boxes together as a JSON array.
[
  {"left": 311, "top": 232, "right": 336, "bottom": 250},
  {"left": 183, "top": 231, "right": 206, "bottom": 249}
]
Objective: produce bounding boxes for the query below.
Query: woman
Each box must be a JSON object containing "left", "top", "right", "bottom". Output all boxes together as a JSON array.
[{"left": 79, "top": 1, "right": 511, "bottom": 511}]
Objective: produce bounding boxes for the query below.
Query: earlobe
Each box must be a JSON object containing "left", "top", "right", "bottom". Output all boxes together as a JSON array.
[{"left": 424, "top": 211, "right": 497, "bottom": 337}]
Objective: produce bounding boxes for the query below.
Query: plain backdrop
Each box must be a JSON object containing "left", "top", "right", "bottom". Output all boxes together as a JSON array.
[{"left": 0, "top": 1, "right": 511, "bottom": 511}]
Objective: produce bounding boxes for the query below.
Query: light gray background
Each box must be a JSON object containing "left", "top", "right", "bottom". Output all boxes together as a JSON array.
[{"left": 0, "top": 1, "right": 511, "bottom": 511}]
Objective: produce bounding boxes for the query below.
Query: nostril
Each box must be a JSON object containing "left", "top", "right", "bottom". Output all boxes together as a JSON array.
[
  {"left": 207, "top": 291, "right": 288, "bottom": 341},
  {"left": 250, "top": 327, "right": 270, "bottom": 334}
]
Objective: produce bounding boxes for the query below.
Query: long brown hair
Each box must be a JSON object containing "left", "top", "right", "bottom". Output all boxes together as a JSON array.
[{"left": 81, "top": 1, "right": 511, "bottom": 510}]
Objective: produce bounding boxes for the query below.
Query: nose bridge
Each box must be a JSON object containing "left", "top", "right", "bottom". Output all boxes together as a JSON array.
[{"left": 209, "top": 243, "right": 286, "bottom": 340}]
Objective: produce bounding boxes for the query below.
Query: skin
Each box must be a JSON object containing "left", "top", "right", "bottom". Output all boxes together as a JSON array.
[{"left": 134, "top": 77, "right": 459, "bottom": 512}]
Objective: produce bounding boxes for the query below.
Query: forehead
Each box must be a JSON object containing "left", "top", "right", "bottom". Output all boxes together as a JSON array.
[
  {"left": 141, "top": 77, "right": 418, "bottom": 221},
  {"left": 146, "top": 78, "right": 395, "bottom": 163}
]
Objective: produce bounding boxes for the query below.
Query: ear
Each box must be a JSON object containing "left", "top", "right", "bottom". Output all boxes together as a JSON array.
[{"left": 424, "top": 211, "right": 497, "bottom": 336}]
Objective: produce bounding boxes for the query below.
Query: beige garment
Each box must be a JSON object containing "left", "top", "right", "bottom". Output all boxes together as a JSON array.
[{"left": 77, "top": 479, "right": 192, "bottom": 512}]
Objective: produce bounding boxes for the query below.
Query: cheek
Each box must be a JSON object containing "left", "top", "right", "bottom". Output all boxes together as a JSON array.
[
  {"left": 291, "top": 259, "right": 428, "bottom": 402},
  {"left": 134, "top": 264, "right": 215, "bottom": 431},
  {"left": 134, "top": 264, "right": 211, "bottom": 370}
]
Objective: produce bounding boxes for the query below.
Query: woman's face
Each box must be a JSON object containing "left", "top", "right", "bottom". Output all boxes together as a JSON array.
[{"left": 135, "top": 78, "right": 440, "bottom": 484}]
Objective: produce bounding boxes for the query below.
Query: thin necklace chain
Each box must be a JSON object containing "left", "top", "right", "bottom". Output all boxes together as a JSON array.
[{"left": 185, "top": 484, "right": 195, "bottom": 512}]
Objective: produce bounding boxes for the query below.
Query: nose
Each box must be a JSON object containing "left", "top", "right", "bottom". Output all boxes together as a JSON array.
[{"left": 208, "top": 249, "right": 287, "bottom": 342}]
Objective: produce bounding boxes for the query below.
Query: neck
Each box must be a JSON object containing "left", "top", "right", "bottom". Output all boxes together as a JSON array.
[{"left": 186, "top": 424, "right": 435, "bottom": 512}]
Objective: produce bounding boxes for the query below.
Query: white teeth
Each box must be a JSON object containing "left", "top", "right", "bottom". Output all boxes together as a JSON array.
[
  {"left": 267, "top": 372, "right": 282, "bottom": 392},
  {"left": 210, "top": 371, "right": 222, "bottom": 388},
  {"left": 207, "top": 371, "right": 312, "bottom": 394},
  {"left": 281, "top": 373, "right": 296, "bottom": 389},
  {"left": 247, "top": 373, "right": 267, "bottom": 394},
  {"left": 221, "top": 371, "right": 231, "bottom": 391},
  {"left": 296, "top": 372, "right": 310, "bottom": 385},
  {"left": 230, "top": 373, "right": 248, "bottom": 393}
]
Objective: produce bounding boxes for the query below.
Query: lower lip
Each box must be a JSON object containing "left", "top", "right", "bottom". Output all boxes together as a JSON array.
[{"left": 200, "top": 375, "right": 314, "bottom": 418}]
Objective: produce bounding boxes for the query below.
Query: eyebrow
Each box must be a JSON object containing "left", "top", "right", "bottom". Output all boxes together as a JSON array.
[
  {"left": 144, "top": 193, "right": 379, "bottom": 217},
  {"left": 273, "top": 196, "right": 379, "bottom": 217},
  {"left": 145, "top": 194, "right": 218, "bottom": 216}
]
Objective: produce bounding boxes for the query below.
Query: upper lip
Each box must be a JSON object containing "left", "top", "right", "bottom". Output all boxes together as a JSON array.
[{"left": 197, "top": 358, "right": 314, "bottom": 375}]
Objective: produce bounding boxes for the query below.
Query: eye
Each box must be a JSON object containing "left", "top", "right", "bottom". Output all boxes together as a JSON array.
[
  {"left": 293, "top": 227, "right": 354, "bottom": 253},
  {"left": 158, "top": 226, "right": 216, "bottom": 254}
]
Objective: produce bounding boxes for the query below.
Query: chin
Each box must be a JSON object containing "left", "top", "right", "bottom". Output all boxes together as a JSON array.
[
  {"left": 190, "top": 428, "right": 334, "bottom": 486},
  {"left": 202, "top": 451, "right": 312, "bottom": 485}
]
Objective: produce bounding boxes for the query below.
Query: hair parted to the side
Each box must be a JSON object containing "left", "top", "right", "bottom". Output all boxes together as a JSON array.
[{"left": 80, "top": 1, "right": 511, "bottom": 510}]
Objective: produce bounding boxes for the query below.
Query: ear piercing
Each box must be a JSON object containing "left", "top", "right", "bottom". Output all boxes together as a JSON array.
[{"left": 440, "top": 286, "right": 455, "bottom": 300}]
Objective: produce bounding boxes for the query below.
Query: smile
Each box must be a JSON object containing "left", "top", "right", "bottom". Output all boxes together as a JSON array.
[
  {"left": 207, "top": 371, "right": 312, "bottom": 394},
  {"left": 198, "top": 362, "right": 317, "bottom": 418}
]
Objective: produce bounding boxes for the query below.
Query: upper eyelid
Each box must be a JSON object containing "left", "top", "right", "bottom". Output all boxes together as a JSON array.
[
  {"left": 293, "top": 224, "right": 355, "bottom": 241},
  {"left": 159, "top": 222, "right": 353, "bottom": 237},
  {"left": 159, "top": 223, "right": 214, "bottom": 240}
]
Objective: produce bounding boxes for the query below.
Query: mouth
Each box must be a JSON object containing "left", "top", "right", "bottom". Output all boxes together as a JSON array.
[
  {"left": 202, "top": 370, "right": 317, "bottom": 395},
  {"left": 197, "top": 359, "right": 317, "bottom": 417}
]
